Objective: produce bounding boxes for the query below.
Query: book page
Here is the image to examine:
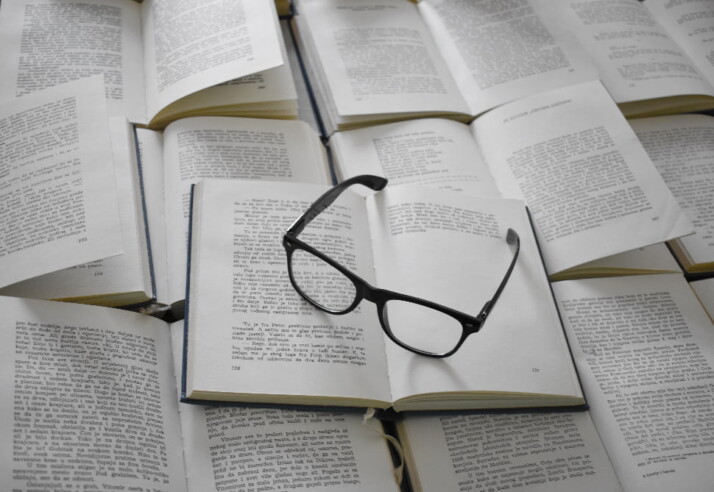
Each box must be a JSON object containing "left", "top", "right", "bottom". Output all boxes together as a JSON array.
[
  {"left": 185, "top": 180, "right": 392, "bottom": 406},
  {"left": 330, "top": 118, "right": 500, "bottom": 196},
  {"left": 162, "top": 116, "right": 330, "bottom": 305},
  {"left": 645, "top": 0, "right": 714, "bottom": 85},
  {"left": 0, "top": 118, "right": 152, "bottom": 305},
  {"left": 0, "top": 0, "right": 146, "bottom": 124},
  {"left": 135, "top": 127, "right": 170, "bottom": 305},
  {"left": 295, "top": 0, "right": 469, "bottom": 117},
  {"left": 551, "top": 243, "right": 681, "bottom": 280},
  {"left": 365, "top": 185, "right": 582, "bottom": 410},
  {"left": 179, "top": 406, "right": 399, "bottom": 491},
  {"left": 553, "top": 274, "right": 714, "bottom": 492},
  {"left": 0, "top": 77, "right": 123, "bottom": 288},
  {"left": 399, "top": 412, "right": 622, "bottom": 492},
  {"left": 691, "top": 278, "right": 714, "bottom": 322},
  {"left": 474, "top": 80, "right": 693, "bottom": 275},
  {"left": 418, "top": 0, "right": 597, "bottom": 116},
  {"left": 142, "top": 0, "right": 284, "bottom": 122},
  {"left": 168, "top": 324, "right": 400, "bottom": 492},
  {"left": 630, "top": 114, "right": 714, "bottom": 269},
  {"left": 0, "top": 296, "right": 187, "bottom": 491},
  {"left": 283, "top": 20, "right": 323, "bottom": 135},
  {"left": 546, "top": 0, "right": 714, "bottom": 106},
  {"left": 149, "top": 19, "right": 299, "bottom": 128}
]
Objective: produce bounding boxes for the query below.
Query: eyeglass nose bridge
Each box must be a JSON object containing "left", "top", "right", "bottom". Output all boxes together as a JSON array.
[{"left": 358, "top": 281, "right": 382, "bottom": 304}]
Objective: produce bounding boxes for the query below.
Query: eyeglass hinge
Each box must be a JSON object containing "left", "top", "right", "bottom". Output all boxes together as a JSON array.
[{"left": 476, "top": 300, "right": 492, "bottom": 324}]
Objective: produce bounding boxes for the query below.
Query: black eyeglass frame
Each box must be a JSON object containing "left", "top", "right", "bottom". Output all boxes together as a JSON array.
[{"left": 283, "top": 175, "right": 521, "bottom": 358}]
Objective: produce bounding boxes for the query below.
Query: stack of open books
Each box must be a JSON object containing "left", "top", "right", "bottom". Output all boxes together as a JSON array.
[{"left": 0, "top": 1, "right": 713, "bottom": 491}]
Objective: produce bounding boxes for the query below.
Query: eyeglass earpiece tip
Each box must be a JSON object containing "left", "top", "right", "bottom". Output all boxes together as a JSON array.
[
  {"left": 373, "top": 176, "right": 388, "bottom": 190},
  {"left": 506, "top": 228, "right": 519, "bottom": 245},
  {"left": 356, "top": 174, "right": 388, "bottom": 191}
]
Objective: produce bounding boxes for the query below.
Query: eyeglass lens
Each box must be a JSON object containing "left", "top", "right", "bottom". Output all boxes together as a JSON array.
[
  {"left": 382, "top": 299, "right": 463, "bottom": 355},
  {"left": 290, "top": 248, "right": 357, "bottom": 313}
]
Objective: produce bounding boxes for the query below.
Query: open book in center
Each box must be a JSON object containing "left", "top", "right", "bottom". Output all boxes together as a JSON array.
[{"left": 183, "top": 179, "right": 585, "bottom": 412}]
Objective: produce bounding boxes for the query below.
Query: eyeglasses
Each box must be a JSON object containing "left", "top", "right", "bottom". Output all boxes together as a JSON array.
[{"left": 283, "top": 175, "right": 520, "bottom": 358}]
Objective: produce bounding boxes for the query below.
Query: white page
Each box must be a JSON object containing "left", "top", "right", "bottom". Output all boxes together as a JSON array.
[
  {"left": 553, "top": 274, "right": 714, "bottom": 492},
  {"left": 548, "top": 0, "right": 713, "bottom": 106},
  {"left": 0, "top": 118, "right": 150, "bottom": 304},
  {"left": 0, "top": 0, "right": 146, "bottom": 124},
  {"left": 330, "top": 118, "right": 500, "bottom": 196},
  {"left": 400, "top": 412, "right": 622, "bottom": 492},
  {"left": 645, "top": 0, "right": 714, "bottom": 85},
  {"left": 296, "top": 0, "right": 468, "bottom": 117},
  {"left": 366, "top": 185, "right": 582, "bottom": 409},
  {"left": 474, "top": 80, "right": 693, "bottom": 275},
  {"left": 135, "top": 127, "right": 170, "bottom": 305},
  {"left": 0, "top": 77, "right": 123, "bottom": 288},
  {"left": 0, "top": 296, "right": 187, "bottom": 491},
  {"left": 418, "top": 0, "right": 597, "bottom": 116},
  {"left": 168, "top": 323, "right": 399, "bottom": 492},
  {"left": 186, "top": 180, "right": 392, "bottom": 406},
  {"left": 631, "top": 114, "right": 714, "bottom": 268},
  {"left": 162, "top": 116, "right": 329, "bottom": 305},
  {"left": 142, "top": 0, "right": 284, "bottom": 123}
]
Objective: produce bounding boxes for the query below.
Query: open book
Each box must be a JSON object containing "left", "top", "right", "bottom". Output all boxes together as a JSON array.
[
  {"left": 292, "top": 0, "right": 714, "bottom": 135},
  {"left": 545, "top": 0, "right": 714, "bottom": 117},
  {"left": 398, "top": 273, "right": 714, "bottom": 492},
  {"left": 0, "top": 295, "right": 401, "bottom": 491},
  {"left": 291, "top": 0, "right": 595, "bottom": 134},
  {"left": 137, "top": 116, "right": 331, "bottom": 308},
  {"left": 630, "top": 114, "right": 714, "bottom": 276},
  {"left": 1, "top": 115, "right": 330, "bottom": 308},
  {"left": 0, "top": 115, "right": 152, "bottom": 307},
  {"left": 331, "top": 80, "right": 691, "bottom": 279},
  {"left": 0, "top": 76, "right": 124, "bottom": 291},
  {"left": 183, "top": 178, "right": 585, "bottom": 411},
  {"left": 0, "top": 0, "right": 295, "bottom": 128}
]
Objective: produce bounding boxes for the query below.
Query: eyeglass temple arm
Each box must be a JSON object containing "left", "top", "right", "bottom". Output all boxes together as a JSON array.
[
  {"left": 286, "top": 174, "right": 388, "bottom": 237},
  {"left": 476, "top": 229, "right": 520, "bottom": 325}
]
